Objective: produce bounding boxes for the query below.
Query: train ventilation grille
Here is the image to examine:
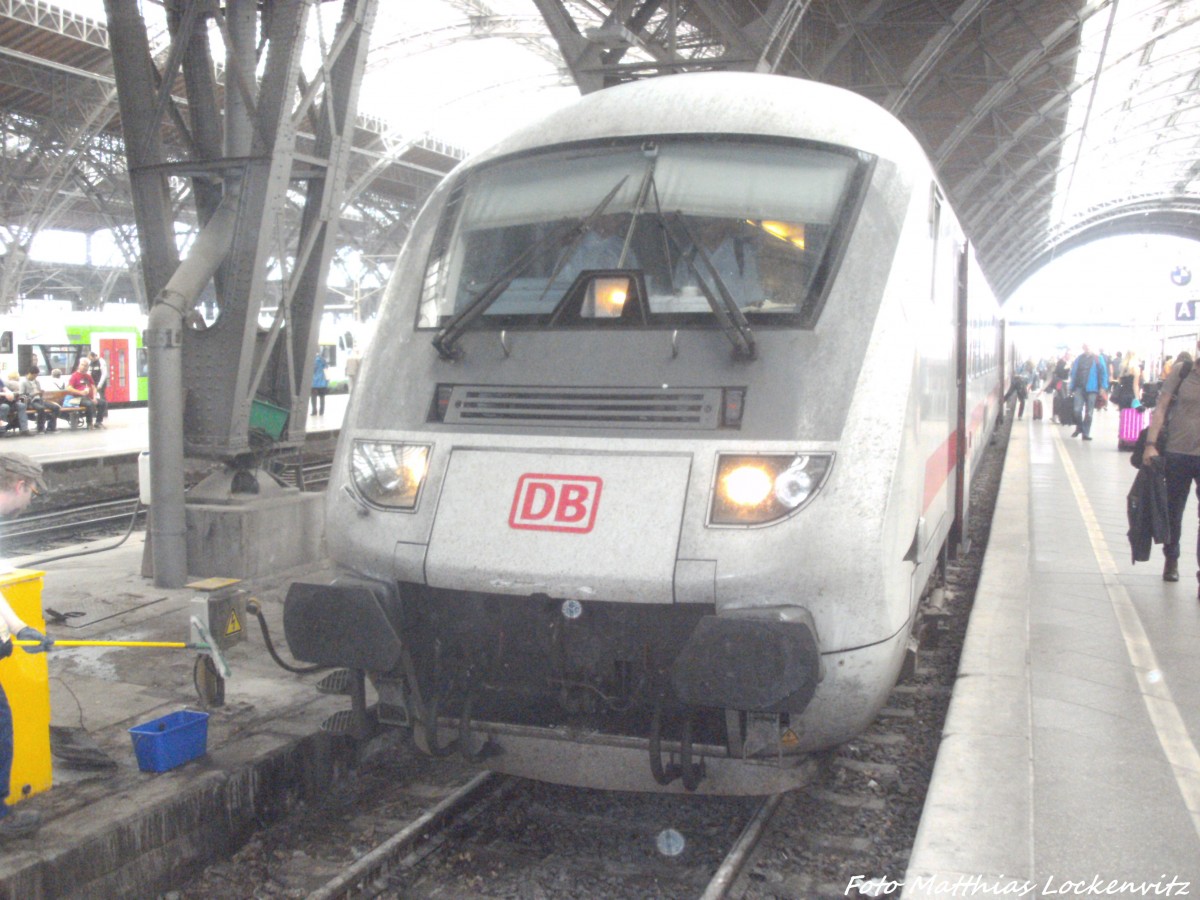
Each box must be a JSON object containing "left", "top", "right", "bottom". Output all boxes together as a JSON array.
[{"left": 444, "top": 386, "right": 722, "bottom": 429}]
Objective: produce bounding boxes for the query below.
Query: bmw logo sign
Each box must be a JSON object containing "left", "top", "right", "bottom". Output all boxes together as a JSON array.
[{"left": 1172, "top": 266, "right": 1192, "bottom": 287}]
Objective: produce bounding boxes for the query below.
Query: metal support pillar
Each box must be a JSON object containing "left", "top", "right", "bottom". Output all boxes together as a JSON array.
[{"left": 105, "top": 0, "right": 378, "bottom": 584}]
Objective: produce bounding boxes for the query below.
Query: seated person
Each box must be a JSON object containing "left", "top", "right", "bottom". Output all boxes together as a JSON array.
[
  {"left": 19, "top": 367, "right": 57, "bottom": 433},
  {"left": 0, "top": 376, "right": 29, "bottom": 435},
  {"left": 38, "top": 368, "right": 67, "bottom": 393},
  {"left": 66, "top": 359, "right": 106, "bottom": 429}
]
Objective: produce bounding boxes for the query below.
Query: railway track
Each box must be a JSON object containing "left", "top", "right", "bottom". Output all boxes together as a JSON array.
[
  {"left": 312, "top": 776, "right": 779, "bottom": 899},
  {"left": 0, "top": 457, "right": 333, "bottom": 550},
  {"left": 0, "top": 496, "right": 145, "bottom": 544}
]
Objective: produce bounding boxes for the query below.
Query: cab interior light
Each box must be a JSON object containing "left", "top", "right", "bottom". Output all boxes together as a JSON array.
[{"left": 586, "top": 276, "right": 632, "bottom": 318}]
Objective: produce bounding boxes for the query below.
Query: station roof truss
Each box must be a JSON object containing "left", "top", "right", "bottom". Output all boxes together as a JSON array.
[
  {"left": 0, "top": 0, "right": 1197, "bottom": 308},
  {"left": 0, "top": 0, "right": 465, "bottom": 313},
  {"left": 493, "top": 0, "right": 1200, "bottom": 301}
]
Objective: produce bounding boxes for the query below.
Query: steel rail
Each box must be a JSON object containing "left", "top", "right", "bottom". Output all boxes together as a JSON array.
[
  {"left": 699, "top": 791, "right": 784, "bottom": 899},
  {"left": 0, "top": 497, "right": 143, "bottom": 542},
  {"left": 0, "top": 459, "right": 332, "bottom": 548},
  {"left": 307, "top": 771, "right": 510, "bottom": 900}
]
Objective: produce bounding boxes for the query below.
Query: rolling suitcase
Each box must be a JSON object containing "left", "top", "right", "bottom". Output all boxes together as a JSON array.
[
  {"left": 1118, "top": 406, "right": 1145, "bottom": 451},
  {"left": 1053, "top": 388, "right": 1074, "bottom": 426},
  {"left": 1032, "top": 398, "right": 1043, "bottom": 420}
]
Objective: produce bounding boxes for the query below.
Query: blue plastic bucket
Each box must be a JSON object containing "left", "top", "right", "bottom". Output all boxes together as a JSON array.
[{"left": 128, "top": 710, "right": 209, "bottom": 772}]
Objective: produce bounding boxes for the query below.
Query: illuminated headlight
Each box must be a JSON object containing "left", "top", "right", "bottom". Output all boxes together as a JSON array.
[
  {"left": 709, "top": 453, "right": 832, "bottom": 526},
  {"left": 350, "top": 441, "right": 430, "bottom": 509}
]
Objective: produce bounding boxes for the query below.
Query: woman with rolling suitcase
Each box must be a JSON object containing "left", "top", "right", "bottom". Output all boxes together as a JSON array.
[{"left": 1116, "top": 352, "right": 1145, "bottom": 450}]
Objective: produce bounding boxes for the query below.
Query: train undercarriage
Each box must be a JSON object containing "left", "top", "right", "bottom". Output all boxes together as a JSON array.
[{"left": 284, "top": 579, "right": 826, "bottom": 794}]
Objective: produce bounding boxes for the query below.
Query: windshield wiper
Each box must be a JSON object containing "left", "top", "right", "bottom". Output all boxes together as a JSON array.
[
  {"left": 667, "top": 214, "right": 757, "bottom": 360},
  {"left": 432, "top": 176, "right": 629, "bottom": 360}
]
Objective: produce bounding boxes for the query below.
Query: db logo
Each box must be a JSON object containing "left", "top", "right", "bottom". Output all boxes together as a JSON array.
[{"left": 509, "top": 474, "right": 603, "bottom": 533}]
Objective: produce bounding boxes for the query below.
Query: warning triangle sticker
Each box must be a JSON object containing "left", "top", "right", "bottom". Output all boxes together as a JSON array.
[{"left": 225, "top": 609, "right": 243, "bottom": 636}]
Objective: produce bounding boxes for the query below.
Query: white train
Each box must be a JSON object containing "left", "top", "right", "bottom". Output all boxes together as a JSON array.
[{"left": 285, "top": 72, "right": 1004, "bottom": 794}]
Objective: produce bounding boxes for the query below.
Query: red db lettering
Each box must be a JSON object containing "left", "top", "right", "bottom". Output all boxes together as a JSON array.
[
  {"left": 520, "top": 481, "right": 556, "bottom": 521},
  {"left": 556, "top": 484, "right": 590, "bottom": 523},
  {"left": 510, "top": 474, "right": 602, "bottom": 533}
]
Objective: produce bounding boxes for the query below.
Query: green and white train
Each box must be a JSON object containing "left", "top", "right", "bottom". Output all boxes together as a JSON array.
[{"left": 0, "top": 310, "right": 148, "bottom": 405}]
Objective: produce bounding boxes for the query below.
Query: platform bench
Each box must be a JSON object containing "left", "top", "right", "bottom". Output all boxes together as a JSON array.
[{"left": 41, "top": 391, "right": 90, "bottom": 429}]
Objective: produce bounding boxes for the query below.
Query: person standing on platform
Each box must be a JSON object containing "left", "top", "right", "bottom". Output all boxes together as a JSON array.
[
  {"left": 1003, "top": 364, "right": 1030, "bottom": 420},
  {"left": 344, "top": 349, "right": 361, "bottom": 395},
  {"left": 1143, "top": 349, "right": 1200, "bottom": 592},
  {"left": 1115, "top": 351, "right": 1142, "bottom": 408},
  {"left": 0, "top": 452, "right": 53, "bottom": 839},
  {"left": 87, "top": 352, "right": 108, "bottom": 403},
  {"left": 1067, "top": 343, "right": 1109, "bottom": 440},
  {"left": 310, "top": 351, "right": 329, "bottom": 416}
]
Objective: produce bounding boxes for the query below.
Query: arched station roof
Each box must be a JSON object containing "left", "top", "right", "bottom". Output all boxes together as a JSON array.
[
  {"left": 445, "top": 0, "right": 1200, "bottom": 301},
  {"left": 0, "top": 0, "right": 1197, "bottom": 307}
]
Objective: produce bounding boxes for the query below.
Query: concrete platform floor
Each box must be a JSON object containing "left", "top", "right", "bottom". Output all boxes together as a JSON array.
[
  {"left": 905, "top": 409, "right": 1200, "bottom": 896},
  {"left": 0, "top": 530, "right": 365, "bottom": 899}
]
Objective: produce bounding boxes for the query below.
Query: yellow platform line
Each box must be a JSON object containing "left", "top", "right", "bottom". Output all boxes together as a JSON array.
[{"left": 1052, "top": 428, "right": 1200, "bottom": 843}]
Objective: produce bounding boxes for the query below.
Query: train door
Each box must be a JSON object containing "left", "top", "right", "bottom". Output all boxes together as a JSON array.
[{"left": 100, "top": 338, "right": 129, "bottom": 403}]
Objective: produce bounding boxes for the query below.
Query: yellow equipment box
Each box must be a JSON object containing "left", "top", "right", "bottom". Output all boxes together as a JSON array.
[{"left": 0, "top": 569, "right": 50, "bottom": 806}]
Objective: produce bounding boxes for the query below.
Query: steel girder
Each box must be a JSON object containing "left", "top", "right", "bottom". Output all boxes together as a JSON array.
[
  {"left": 0, "top": 2, "right": 457, "bottom": 337},
  {"left": 528, "top": 0, "right": 1200, "bottom": 301},
  {"left": 105, "top": 0, "right": 377, "bottom": 461}
]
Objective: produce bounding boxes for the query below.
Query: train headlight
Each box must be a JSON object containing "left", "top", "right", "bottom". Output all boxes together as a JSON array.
[
  {"left": 350, "top": 441, "right": 430, "bottom": 509},
  {"left": 709, "top": 453, "right": 832, "bottom": 526}
]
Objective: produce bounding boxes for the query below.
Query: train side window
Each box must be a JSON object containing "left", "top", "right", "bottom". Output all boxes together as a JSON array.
[
  {"left": 418, "top": 181, "right": 466, "bottom": 329},
  {"left": 0, "top": 332, "right": 10, "bottom": 355}
]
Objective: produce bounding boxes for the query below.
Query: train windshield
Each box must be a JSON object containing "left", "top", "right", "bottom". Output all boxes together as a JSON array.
[{"left": 417, "top": 138, "right": 870, "bottom": 332}]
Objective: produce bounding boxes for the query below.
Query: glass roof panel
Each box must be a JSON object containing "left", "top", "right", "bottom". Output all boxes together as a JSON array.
[{"left": 1054, "top": 0, "right": 1200, "bottom": 226}]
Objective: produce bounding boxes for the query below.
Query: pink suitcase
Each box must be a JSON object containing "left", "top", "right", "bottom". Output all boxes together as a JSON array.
[{"left": 1118, "top": 406, "right": 1146, "bottom": 450}]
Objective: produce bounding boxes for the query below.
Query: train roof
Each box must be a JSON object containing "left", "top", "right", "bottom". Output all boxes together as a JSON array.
[{"left": 470, "top": 72, "right": 928, "bottom": 171}]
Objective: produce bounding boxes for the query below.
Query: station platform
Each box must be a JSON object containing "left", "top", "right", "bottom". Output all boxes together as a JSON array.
[
  {"left": 905, "top": 410, "right": 1200, "bottom": 895},
  {"left": 0, "top": 394, "right": 361, "bottom": 898},
  {"left": 0, "top": 513, "right": 364, "bottom": 898},
  {"left": 3, "top": 392, "right": 349, "bottom": 466}
]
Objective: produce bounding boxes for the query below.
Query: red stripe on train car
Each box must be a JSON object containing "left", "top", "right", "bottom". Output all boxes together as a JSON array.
[
  {"left": 922, "top": 393, "right": 997, "bottom": 513},
  {"left": 924, "top": 429, "right": 957, "bottom": 513}
]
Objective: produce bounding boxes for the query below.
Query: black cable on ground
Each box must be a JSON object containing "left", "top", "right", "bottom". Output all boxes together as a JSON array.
[
  {"left": 249, "top": 601, "right": 325, "bottom": 674},
  {"left": 21, "top": 498, "right": 144, "bottom": 568}
]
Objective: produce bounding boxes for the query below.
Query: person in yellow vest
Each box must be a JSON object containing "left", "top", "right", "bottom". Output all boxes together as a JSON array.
[{"left": 0, "top": 452, "right": 53, "bottom": 839}]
